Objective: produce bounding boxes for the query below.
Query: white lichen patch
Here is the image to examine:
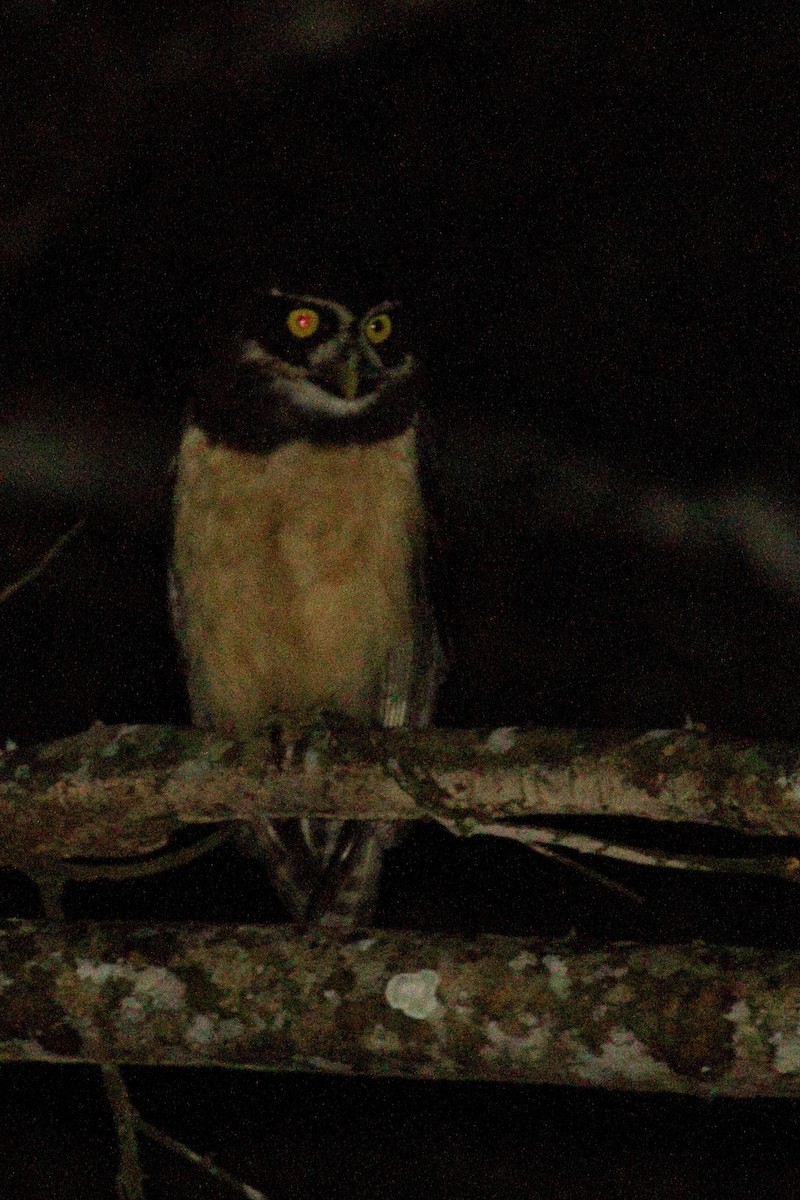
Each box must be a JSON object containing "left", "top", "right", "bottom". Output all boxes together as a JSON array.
[
  {"left": 129, "top": 965, "right": 185, "bottom": 1011},
  {"left": 573, "top": 1026, "right": 674, "bottom": 1086},
  {"left": 0, "top": 969, "right": 13, "bottom": 992},
  {"left": 586, "top": 963, "right": 628, "bottom": 983},
  {"left": 323, "top": 989, "right": 341, "bottom": 1007},
  {"left": 75, "top": 959, "right": 127, "bottom": 987},
  {"left": 485, "top": 1014, "right": 549, "bottom": 1057},
  {"left": 769, "top": 1005, "right": 800, "bottom": 1075},
  {"left": 543, "top": 955, "right": 570, "bottom": 1000},
  {"left": 771, "top": 1031, "right": 800, "bottom": 1074},
  {"left": 77, "top": 958, "right": 186, "bottom": 1019},
  {"left": 175, "top": 756, "right": 213, "bottom": 779},
  {"left": 385, "top": 968, "right": 442, "bottom": 1020},
  {"left": 724, "top": 997, "right": 764, "bottom": 1059},
  {"left": 779, "top": 773, "right": 800, "bottom": 804},
  {"left": 186, "top": 1014, "right": 214, "bottom": 1044},
  {"left": 508, "top": 951, "right": 538, "bottom": 973},
  {"left": 725, "top": 999, "right": 752, "bottom": 1026},
  {"left": 303, "top": 748, "right": 321, "bottom": 772},
  {"left": 479, "top": 726, "right": 518, "bottom": 755}
]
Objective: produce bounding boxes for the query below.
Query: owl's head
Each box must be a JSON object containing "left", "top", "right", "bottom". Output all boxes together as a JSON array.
[{"left": 192, "top": 289, "right": 421, "bottom": 453}]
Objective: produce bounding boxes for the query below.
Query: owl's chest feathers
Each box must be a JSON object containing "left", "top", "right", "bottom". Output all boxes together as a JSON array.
[{"left": 174, "top": 425, "right": 423, "bottom": 727}]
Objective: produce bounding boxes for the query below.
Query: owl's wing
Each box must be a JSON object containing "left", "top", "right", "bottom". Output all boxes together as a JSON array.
[
  {"left": 301, "top": 417, "right": 448, "bottom": 927},
  {"left": 379, "top": 568, "right": 445, "bottom": 729},
  {"left": 304, "top": 553, "right": 445, "bottom": 928},
  {"left": 168, "top": 566, "right": 186, "bottom": 661},
  {"left": 169, "top": 559, "right": 214, "bottom": 730},
  {"left": 381, "top": 411, "right": 448, "bottom": 730}
]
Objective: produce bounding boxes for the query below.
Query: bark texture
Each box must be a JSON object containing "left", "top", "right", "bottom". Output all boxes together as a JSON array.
[
  {"left": 1, "top": 919, "right": 799, "bottom": 1098},
  {"left": 2, "top": 722, "right": 799, "bottom": 870}
]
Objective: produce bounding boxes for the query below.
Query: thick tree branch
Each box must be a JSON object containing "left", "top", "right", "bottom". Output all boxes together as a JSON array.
[
  {"left": 2, "top": 723, "right": 800, "bottom": 875},
  {"left": 1, "top": 919, "right": 799, "bottom": 1098}
]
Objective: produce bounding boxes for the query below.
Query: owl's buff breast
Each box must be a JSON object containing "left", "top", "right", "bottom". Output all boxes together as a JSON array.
[{"left": 172, "top": 425, "right": 423, "bottom": 731}]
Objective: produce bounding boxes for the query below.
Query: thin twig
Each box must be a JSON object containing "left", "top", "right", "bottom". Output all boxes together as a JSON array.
[
  {"left": 103, "top": 1063, "right": 275, "bottom": 1197},
  {"left": 440, "top": 818, "right": 800, "bottom": 887},
  {"left": 63, "top": 824, "right": 238, "bottom": 882},
  {"left": 0, "top": 517, "right": 86, "bottom": 605},
  {"left": 517, "top": 840, "right": 645, "bottom": 903},
  {"left": 136, "top": 1116, "right": 274, "bottom": 1200},
  {"left": 101, "top": 1065, "right": 147, "bottom": 1200}
]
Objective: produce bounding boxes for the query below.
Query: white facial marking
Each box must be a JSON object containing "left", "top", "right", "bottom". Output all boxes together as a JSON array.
[{"left": 270, "top": 375, "right": 378, "bottom": 417}]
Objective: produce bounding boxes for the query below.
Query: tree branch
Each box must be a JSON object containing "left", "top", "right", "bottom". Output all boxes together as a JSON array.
[
  {"left": 2, "top": 723, "right": 800, "bottom": 876},
  {"left": 0, "top": 518, "right": 87, "bottom": 607},
  {"left": 1, "top": 919, "right": 799, "bottom": 1098}
]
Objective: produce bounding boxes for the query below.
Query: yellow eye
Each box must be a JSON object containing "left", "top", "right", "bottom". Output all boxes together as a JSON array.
[
  {"left": 364, "top": 313, "right": 392, "bottom": 345},
  {"left": 286, "top": 307, "right": 319, "bottom": 338}
]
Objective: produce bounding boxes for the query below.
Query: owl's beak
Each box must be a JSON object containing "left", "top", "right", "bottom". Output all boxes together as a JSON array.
[
  {"left": 317, "top": 350, "right": 362, "bottom": 401},
  {"left": 316, "top": 349, "right": 380, "bottom": 401},
  {"left": 340, "top": 352, "right": 360, "bottom": 402}
]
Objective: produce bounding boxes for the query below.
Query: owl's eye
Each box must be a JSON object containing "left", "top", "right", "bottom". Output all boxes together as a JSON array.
[
  {"left": 364, "top": 313, "right": 393, "bottom": 345},
  {"left": 286, "top": 307, "right": 320, "bottom": 338}
]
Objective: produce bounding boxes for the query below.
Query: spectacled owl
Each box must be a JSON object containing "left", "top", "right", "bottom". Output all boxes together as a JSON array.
[{"left": 171, "top": 287, "right": 442, "bottom": 927}]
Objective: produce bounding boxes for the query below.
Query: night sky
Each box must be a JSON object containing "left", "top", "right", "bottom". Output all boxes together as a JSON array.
[{"left": 2, "top": 3, "right": 800, "bottom": 1196}]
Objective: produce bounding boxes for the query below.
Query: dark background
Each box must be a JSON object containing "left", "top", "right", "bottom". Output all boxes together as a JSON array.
[{"left": 2, "top": 2, "right": 800, "bottom": 1196}]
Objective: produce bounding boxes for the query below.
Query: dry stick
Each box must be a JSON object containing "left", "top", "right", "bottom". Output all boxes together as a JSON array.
[
  {"left": 406, "top": 739, "right": 800, "bottom": 891},
  {"left": 101, "top": 1066, "right": 147, "bottom": 1200},
  {"left": 25, "top": 829, "right": 238, "bottom": 924},
  {"left": 17, "top": 753, "right": 258, "bottom": 1194},
  {"left": 61, "top": 824, "right": 238, "bottom": 883},
  {"left": 35, "top": 835, "right": 148, "bottom": 1200},
  {"left": 509, "top": 838, "right": 645, "bottom": 903},
  {"left": 0, "top": 517, "right": 87, "bottom": 605},
  {"left": 27, "top": 803, "right": 800, "bottom": 901},
  {"left": 36, "top": 839, "right": 275, "bottom": 1197},
  {"left": 449, "top": 819, "right": 800, "bottom": 883},
  {"left": 135, "top": 1118, "right": 275, "bottom": 1200}
]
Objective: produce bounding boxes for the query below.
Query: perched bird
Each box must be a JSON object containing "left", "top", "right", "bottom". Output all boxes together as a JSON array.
[{"left": 171, "top": 286, "right": 441, "bottom": 926}]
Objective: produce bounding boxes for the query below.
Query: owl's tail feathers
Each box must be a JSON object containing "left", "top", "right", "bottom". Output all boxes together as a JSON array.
[
  {"left": 304, "top": 820, "right": 401, "bottom": 931},
  {"left": 236, "top": 819, "right": 319, "bottom": 921},
  {"left": 237, "top": 818, "right": 402, "bottom": 931}
]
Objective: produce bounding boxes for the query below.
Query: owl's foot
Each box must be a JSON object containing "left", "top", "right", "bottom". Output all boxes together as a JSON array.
[{"left": 242, "top": 712, "right": 390, "bottom": 928}]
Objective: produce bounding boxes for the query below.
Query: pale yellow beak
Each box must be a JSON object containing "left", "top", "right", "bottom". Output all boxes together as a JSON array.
[
  {"left": 319, "top": 350, "right": 367, "bottom": 401},
  {"left": 340, "top": 351, "right": 360, "bottom": 402}
]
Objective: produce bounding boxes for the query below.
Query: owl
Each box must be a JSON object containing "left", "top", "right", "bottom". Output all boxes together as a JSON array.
[{"left": 171, "top": 286, "right": 442, "bottom": 927}]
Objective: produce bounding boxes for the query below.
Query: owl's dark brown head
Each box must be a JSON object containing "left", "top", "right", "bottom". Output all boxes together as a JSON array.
[{"left": 192, "top": 289, "right": 421, "bottom": 454}]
